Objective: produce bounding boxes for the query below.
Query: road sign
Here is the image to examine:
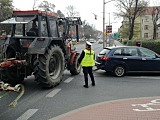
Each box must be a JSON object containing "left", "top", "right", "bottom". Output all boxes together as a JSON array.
[
  {"left": 105, "top": 32, "right": 109, "bottom": 36},
  {"left": 106, "top": 25, "right": 112, "bottom": 33}
]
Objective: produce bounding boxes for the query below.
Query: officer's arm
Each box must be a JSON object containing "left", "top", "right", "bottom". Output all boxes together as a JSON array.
[{"left": 78, "top": 50, "right": 85, "bottom": 64}]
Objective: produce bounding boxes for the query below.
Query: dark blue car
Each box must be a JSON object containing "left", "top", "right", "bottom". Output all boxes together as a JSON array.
[{"left": 95, "top": 46, "right": 160, "bottom": 77}]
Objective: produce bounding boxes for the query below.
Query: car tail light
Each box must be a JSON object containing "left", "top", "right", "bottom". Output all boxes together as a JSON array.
[
  {"left": 37, "top": 38, "right": 45, "bottom": 41},
  {"left": 100, "top": 56, "right": 110, "bottom": 61},
  {"left": 26, "top": 42, "right": 30, "bottom": 47}
]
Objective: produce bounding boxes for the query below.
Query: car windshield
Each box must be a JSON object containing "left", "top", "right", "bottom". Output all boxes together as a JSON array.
[{"left": 99, "top": 48, "right": 110, "bottom": 55}]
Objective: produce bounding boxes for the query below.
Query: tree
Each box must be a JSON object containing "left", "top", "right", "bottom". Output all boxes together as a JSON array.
[
  {"left": 65, "top": 5, "right": 79, "bottom": 17},
  {"left": 80, "top": 20, "right": 97, "bottom": 39},
  {"left": 152, "top": 6, "right": 160, "bottom": 40},
  {"left": 65, "top": 5, "right": 80, "bottom": 39},
  {"left": 32, "top": 0, "right": 39, "bottom": 10},
  {"left": 115, "top": 0, "right": 148, "bottom": 40},
  {"left": 0, "top": 0, "right": 13, "bottom": 34},
  {"left": 38, "top": 0, "right": 56, "bottom": 13},
  {"left": 57, "top": 10, "right": 65, "bottom": 18}
]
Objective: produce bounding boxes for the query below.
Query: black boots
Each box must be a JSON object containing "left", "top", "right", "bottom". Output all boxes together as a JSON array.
[
  {"left": 92, "top": 83, "right": 95, "bottom": 86},
  {"left": 83, "top": 85, "right": 89, "bottom": 88}
]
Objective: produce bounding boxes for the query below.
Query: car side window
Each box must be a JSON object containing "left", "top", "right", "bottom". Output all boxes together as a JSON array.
[
  {"left": 114, "top": 48, "right": 138, "bottom": 57},
  {"left": 123, "top": 48, "right": 139, "bottom": 56},
  {"left": 130, "top": 48, "right": 138, "bottom": 56},
  {"left": 113, "top": 49, "right": 121, "bottom": 56},
  {"left": 139, "top": 48, "right": 156, "bottom": 58},
  {"left": 123, "top": 48, "right": 131, "bottom": 56}
]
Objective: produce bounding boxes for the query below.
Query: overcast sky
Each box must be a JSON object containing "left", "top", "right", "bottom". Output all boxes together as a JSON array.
[{"left": 13, "top": 0, "right": 159, "bottom": 32}]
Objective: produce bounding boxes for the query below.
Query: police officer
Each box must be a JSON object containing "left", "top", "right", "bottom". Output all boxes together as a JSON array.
[{"left": 78, "top": 41, "right": 95, "bottom": 88}]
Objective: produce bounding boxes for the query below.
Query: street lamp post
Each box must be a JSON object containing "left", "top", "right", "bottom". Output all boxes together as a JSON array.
[
  {"left": 103, "top": 0, "right": 105, "bottom": 48},
  {"left": 103, "top": 0, "right": 115, "bottom": 48}
]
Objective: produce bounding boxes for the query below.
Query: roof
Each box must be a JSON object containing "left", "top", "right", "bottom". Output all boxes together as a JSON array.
[
  {"left": 144, "top": 6, "right": 160, "bottom": 15},
  {"left": 104, "top": 46, "right": 140, "bottom": 49},
  {"left": 13, "top": 10, "right": 58, "bottom": 18}
]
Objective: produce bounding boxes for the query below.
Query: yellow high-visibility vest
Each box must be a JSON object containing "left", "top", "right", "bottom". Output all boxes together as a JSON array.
[{"left": 81, "top": 49, "right": 95, "bottom": 67}]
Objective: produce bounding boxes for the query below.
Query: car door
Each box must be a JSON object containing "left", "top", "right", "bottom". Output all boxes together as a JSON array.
[
  {"left": 138, "top": 47, "right": 160, "bottom": 71},
  {"left": 122, "top": 48, "right": 143, "bottom": 71},
  {"left": 112, "top": 48, "right": 142, "bottom": 71}
]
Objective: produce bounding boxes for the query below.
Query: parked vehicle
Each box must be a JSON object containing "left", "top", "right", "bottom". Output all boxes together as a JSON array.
[
  {"left": 89, "top": 38, "right": 96, "bottom": 43},
  {"left": 98, "top": 39, "right": 103, "bottom": 44},
  {"left": 95, "top": 46, "right": 160, "bottom": 77},
  {"left": 0, "top": 10, "right": 82, "bottom": 88}
]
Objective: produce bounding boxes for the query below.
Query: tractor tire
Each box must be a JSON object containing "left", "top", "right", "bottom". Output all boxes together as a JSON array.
[
  {"left": 70, "top": 53, "right": 81, "bottom": 75},
  {"left": 33, "top": 45, "right": 65, "bottom": 88}
]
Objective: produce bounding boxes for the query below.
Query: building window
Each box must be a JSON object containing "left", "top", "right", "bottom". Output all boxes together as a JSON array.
[
  {"left": 144, "top": 33, "right": 148, "bottom": 38},
  {"left": 145, "top": 9, "right": 148, "bottom": 14},
  {"left": 144, "top": 25, "right": 149, "bottom": 30}
]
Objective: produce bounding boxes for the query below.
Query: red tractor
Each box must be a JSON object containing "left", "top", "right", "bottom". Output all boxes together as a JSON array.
[{"left": 0, "top": 10, "right": 82, "bottom": 88}]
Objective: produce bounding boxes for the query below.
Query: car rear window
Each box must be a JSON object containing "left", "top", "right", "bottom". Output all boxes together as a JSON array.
[{"left": 99, "top": 48, "right": 110, "bottom": 55}]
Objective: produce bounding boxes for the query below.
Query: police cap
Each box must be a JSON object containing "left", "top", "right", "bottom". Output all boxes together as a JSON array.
[{"left": 86, "top": 41, "right": 92, "bottom": 46}]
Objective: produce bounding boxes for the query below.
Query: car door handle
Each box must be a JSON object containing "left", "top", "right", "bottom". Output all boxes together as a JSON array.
[{"left": 123, "top": 58, "right": 127, "bottom": 59}]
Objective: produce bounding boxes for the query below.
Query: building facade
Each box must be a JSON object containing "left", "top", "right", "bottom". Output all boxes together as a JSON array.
[{"left": 120, "top": 6, "right": 160, "bottom": 40}]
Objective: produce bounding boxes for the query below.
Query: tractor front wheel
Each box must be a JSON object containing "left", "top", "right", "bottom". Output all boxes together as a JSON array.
[{"left": 70, "top": 53, "right": 81, "bottom": 75}]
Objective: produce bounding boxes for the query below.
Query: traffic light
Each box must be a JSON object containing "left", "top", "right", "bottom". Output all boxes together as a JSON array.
[
  {"left": 94, "top": 15, "right": 97, "bottom": 20},
  {"left": 106, "top": 25, "right": 112, "bottom": 33}
]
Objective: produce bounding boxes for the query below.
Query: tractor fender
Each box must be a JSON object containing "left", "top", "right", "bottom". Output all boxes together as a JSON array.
[
  {"left": 28, "top": 37, "right": 52, "bottom": 54},
  {"left": 70, "top": 51, "right": 79, "bottom": 64}
]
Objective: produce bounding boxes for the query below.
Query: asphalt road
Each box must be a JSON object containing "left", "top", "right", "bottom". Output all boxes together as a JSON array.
[{"left": 0, "top": 41, "right": 160, "bottom": 120}]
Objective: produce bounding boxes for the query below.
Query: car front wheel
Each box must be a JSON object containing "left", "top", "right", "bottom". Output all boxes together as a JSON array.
[{"left": 113, "top": 65, "right": 125, "bottom": 77}]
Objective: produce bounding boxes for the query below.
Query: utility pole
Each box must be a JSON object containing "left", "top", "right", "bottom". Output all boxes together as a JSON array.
[
  {"left": 103, "top": 0, "right": 115, "bottom": 48},
  {"left": 103, "top": 0, "right": 105, "bottom": 48}
]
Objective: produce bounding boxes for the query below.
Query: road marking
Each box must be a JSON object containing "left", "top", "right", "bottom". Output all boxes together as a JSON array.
[
  {"left": 16, "top": 109, "right": 38, "bottom": 120},
  {"left": 64, "top": 77, "right": 74, "bottom": 83},
  {"left": 46, "top": 88, "right": 61, "bottom": 97},
  {"left": 130, "top": 76, "right": 160, "bottom": 79},
  {"left": 132, "top": 99, "right": 160, "bottom": 111}
]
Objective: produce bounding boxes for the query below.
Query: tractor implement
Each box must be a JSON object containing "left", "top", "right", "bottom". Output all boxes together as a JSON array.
[
  {"left": 0, "top": 82, "right": 24, "bottom": 107},
  {"left": 0, "top": 58, "right": 27, "bottom": 68}
]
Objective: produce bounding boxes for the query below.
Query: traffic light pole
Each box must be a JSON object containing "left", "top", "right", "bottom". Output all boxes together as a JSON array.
[{"left": 103, "top": 0, "right": 105, "bottom": 48}]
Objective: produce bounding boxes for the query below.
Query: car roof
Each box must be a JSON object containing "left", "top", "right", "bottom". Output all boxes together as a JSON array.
[{"left": 104, "top": 46, "right": 140, "bottom": 49}]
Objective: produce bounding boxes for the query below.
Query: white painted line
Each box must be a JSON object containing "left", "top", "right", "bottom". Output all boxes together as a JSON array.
[
  {"left": 132, "top": 99, "right": 160, "bottom": 111},
  {"left": 46, "top": 88, "right": 61, "bottom": 97},
  {"left": 130, "top": 76, "right": 160, "bottom": 79},
  {"left": 64, "top": 77, "right": 74, "bottom": 83},
  {"left": 16, "top": 109, "right": 38, "bottom": 120}
]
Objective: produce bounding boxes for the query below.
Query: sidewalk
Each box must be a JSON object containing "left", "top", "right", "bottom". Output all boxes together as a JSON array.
[{"left": 51, "top": 97, "right": 160, "bottom": 120}]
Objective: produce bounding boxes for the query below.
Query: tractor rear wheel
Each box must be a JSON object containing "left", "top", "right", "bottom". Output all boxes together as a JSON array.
[{"left": 33, "top": 45, "right": 65, "bottom": 88}]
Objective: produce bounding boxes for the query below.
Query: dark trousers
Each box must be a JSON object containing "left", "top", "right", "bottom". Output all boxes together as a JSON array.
[{"left": 82, "top": 67, "right": 95, "bottom": 86}]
